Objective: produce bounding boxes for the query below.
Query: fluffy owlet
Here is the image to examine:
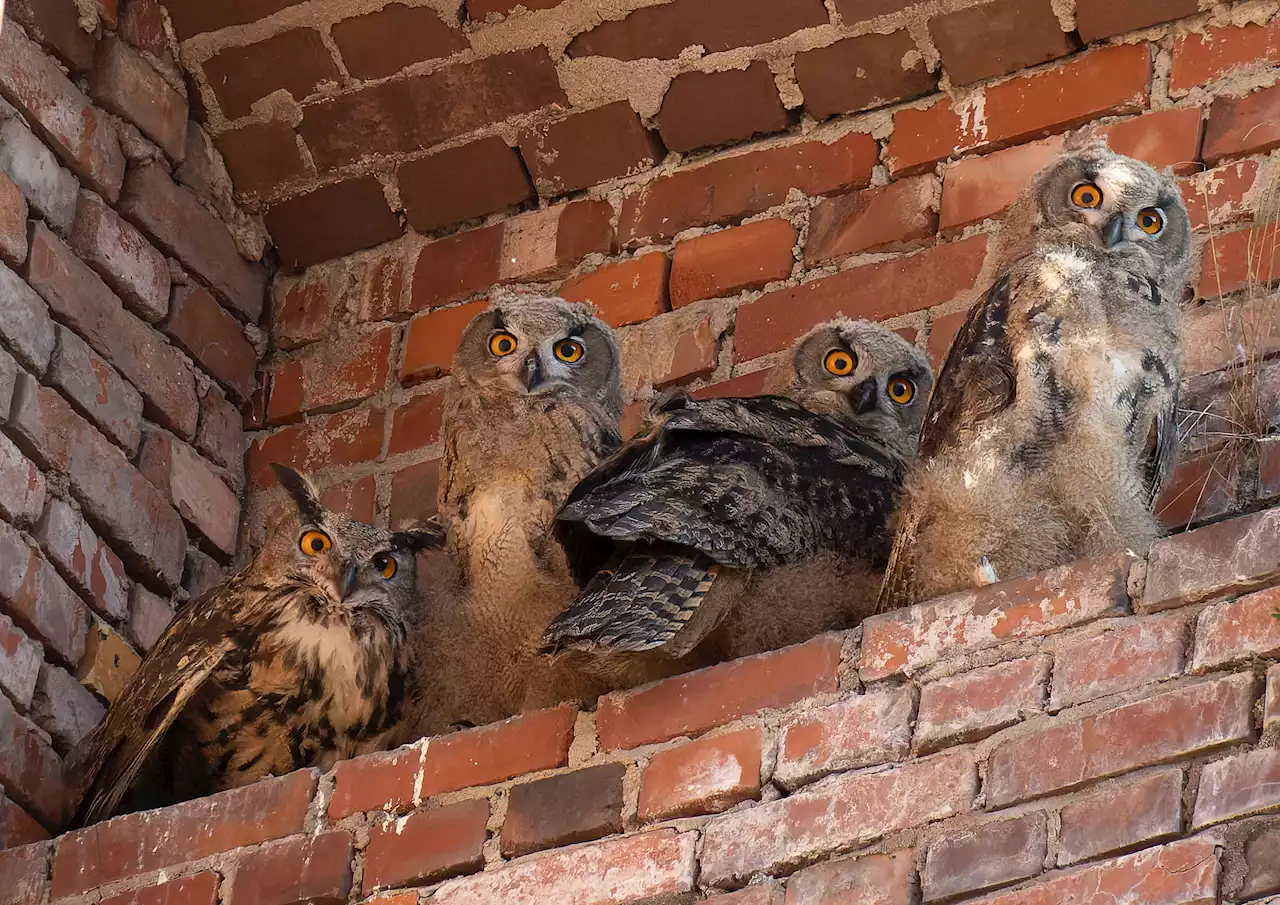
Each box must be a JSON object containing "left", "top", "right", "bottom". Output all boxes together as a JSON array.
[
  {"left": 878, "top": 142, "right": 1191, "bottom": 610},
  {"left": 67, "top": 465, "right": 442, "bottom": 827},
  {"left": 398, "top": 296, "right": 625, "bottom": 737},
  {"left": 540, "top": 319, "right": 933, "bottom": 674}
]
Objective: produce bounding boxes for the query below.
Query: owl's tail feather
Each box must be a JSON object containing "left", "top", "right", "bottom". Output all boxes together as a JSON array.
[{"left": 876, "top": 507, "right": 922, "bottom": 614}]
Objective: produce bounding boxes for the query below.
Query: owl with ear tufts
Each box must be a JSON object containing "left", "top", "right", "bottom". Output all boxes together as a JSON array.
[
  {"left": 878, "top": 141, "right": 1191, "bottom": 610},
  {"left": 66, "top": 465, "right": 443, "bottom": 828},
  {"left": 540, "top": 318, "right": 933, "bottom": 676}
]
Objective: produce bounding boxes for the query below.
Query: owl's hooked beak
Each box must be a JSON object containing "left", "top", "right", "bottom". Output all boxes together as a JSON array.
[
  {"left": 1101, "top": 213, "right": 1125, "bottom": 249},
  {"left": 851, "top": 378, "right": 879, "bottom": 416},
  {"left": 523, "top": 354, "right": 545, "bottom": 391},
  {"left": 338, "top": 561, "right": 359, "bottom": 600}
]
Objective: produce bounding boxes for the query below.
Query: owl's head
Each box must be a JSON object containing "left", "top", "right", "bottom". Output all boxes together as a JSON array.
[
  {"left": 768, "top": 318, "right": 935, "bottom": 459},
  {"left": 1031, "top": 142, "right": 1192, "bottom": 289},
  {"left": 451, "top": 296, "right": 623, "bottom": 420},
  {"left": 262, "top": 465, "right": 443, "bottom": 625}
]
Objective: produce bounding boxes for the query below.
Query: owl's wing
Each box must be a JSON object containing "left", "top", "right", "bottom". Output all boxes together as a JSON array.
[
  {"left": 1145, "top": 381, "right": 1180, "bottom": 507},
  {"left": 67, "top": 576, "right": 244, "bottom": 828}
]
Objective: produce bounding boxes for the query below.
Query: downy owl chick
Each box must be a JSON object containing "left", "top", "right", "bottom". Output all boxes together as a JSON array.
[
  {"left": 541, "top": 318, "right": 933, "bottom": 675},
  {"left": 67, "top": 465, "right": 442, "bottom": 827},
  {"left": 878, "top": 142, "right": 1191, "bottom": 610}
]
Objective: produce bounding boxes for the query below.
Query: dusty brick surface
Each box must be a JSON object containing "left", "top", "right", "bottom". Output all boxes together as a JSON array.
[
  {"left": 670, "top": 219, "right": 796, "bottom": 308},
  {"left": 204, "top": 29, "right": 340, "bottom": 121},
  {"left": 915, "top": 656, "right": 1048, "bottom": 753},
  {"left": 265, "top": 176, "right": 402, "bottom": 269},
  {"left": 34, "top": 495, "right": 130, "bottom": 623},
  {"left": 364, "top": 799, "right": 488, "bottom": 892},
  {"left": 774, "top": 687, "right": 914, "bottom": 790},
  {"left": 0, "top": 431, "right": 46, "bottom": 527},
  {"left": 138, "top": 430, "right": 241, "bottom": 556},
  {"left": 0, "top": 170, "right": 28, "bottom": 267},
  {"left": 29, "top": 661, "right": 104, "bottom": 752},
  {"left": 0, "top": 793, "right": 49, "bottom": 850},
  {"left": 0, "top": 263, "right": 56, "bottom": 375},
  {"left": 100, "top": 873, "right": 220, "bottom": 905},
  {"left": 520, "top": 101, "right": 664, "bottom": 197},
  {"left": 1057, "top": 768, "right": 1184, "bottom": 866},
  {"left": 786, "top": 851, "right": 913, "bottom": 905},
  {"left": 0, "top": 116, "right": 77, "bottom": 235},
  {"left": 0, "top": 516, "right": 89, "bottom": 665},
  {"left": 166, "top": 285, "right": 258, "bottom": 403},
  {"left": 0, "top": 840, "right": 51, "bottom": 905},
  {"left": 923, "top": 814, "right": 1047, "bottom": 901},
  {"left": 639, "top": 727, "right": 762, "bottom": 821},
  {"left": 399, "top": 137, "right": 535, "bottom": 235},
  {"left": 0, "top": 614, "right": 41, "bottom": 712},
  {"left": 1143, "top": 509, "right": 1280, "bottom": 612},
  {"left": 70, "top": 191, "right": 171, "bottom": 324},
  {"left": 332, "top": 3, "right": 467, "bottom": 81},
  {"left": 1051, "top": 615, "right": 1189, "bottom": 709},
  {"left": 7, "top": 0, "right": 97, "bottom": 73},
  {"left": 89, "top": 37, "right": 188, "bottom": 161},
  {"left": 806, "top": 175, "right": 938, "bottom": 263},
  {"left": 230, "top": 831, "right": 353, "bottom": 905},
  {"left": 929, "top": 0, "right": 1075, "bottom": 86},
  {"left": 1193, "top": 748, "right": 1280, "bottom": 828},
  {"left": 560, "top": 253, "right": 671, "bottom": 328},
  {"left": 1192, "top": 587, "right": 1280, "bottom": 672},
  {"left": 0, "top": 690, "right": 65, "bottom": 827},
  {"left": 47, "top": 325, "right": 145, "bottom": 454}
]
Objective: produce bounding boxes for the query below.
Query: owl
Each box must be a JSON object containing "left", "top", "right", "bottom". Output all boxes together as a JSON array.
[
  {"left": 398, "top": 296, "right": 625, "bottom": 737},
  {"left": 67, "top": 465, "right": 442, "bottom": 827},
  {"left": 540, "top": 319, "right": 934, "bottom": 673},
  {"left": 878, "top": 142, "right": 1191, "bottom": 610}
]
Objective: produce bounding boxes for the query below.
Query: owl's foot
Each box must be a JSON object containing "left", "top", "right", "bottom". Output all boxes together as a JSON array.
[{"left": 974, "top": 556, "right": 1000, "bottom": 587}]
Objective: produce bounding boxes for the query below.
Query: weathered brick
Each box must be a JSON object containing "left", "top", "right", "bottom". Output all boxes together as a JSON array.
[
  {"left": 10, "top": 375, "right": 187, "bottom": 591},
  {"left": 116, "top": 0, "right": 173, "bottom": 62},
  {"left": 77, "top": 619, "right": 140, "bottom": 703},
  {"left": 48, "top": 325, "right": 145, "bottom": 454},
  {"left": 389, "top": 458, "right": 439, "bottom": 526},
  {"left": 204, "top": 29, "right": 340, "bottom": 120},
  {"left": 27, "top": 223, "right": 198, "bottom": 438},
  {"left": 400, "top": 137, "right": 535, "bottom": 235},
  {"left": 1242, "top": 823, "right": 1280, "bottom": 900},
  {"left": 1204, "top": 84, "right": 1280, "bottom": 167},
  {"left": 670, "top": 219, "right": 795, "bottom": 308},
  {"left": 299, "top": 49, "right": 567, "bottom": 171},
  {"left": 265, "top": 177, "right": 402, "bottom": 269},
  {"left": 598, "top": 635, "right": 841, "bottom": 752},
  {"left": 520, "top": 101, "right": 664, "bottom": 196},
  {"left": 702, "top": 750, "right": 975, "bottom": 887},
  {"left": 940, "top": 137, "right": 1064, "bottom": 232},
  {"left": 0, "top": 27, "right": 126, "bottom": 200},
  {"left": 706, "top": 884, "right": 782, "bottom": 905},
  {"left": 736, "top": 235, "right": 986, "bottom": 360},
  {"left": 0, "top": 117, "right": 77, "bottom": 235},
  {"left": 118, "top": 164, "right": 266, "bottom": 321},
  {"left": 806, "top": 175, "right": 937, "bottom": 263},
  {"left": 1057, "top": 767, "right": 1184, "bottom": 866},
  {"left": 319, "top": 476, "right": 377, "bottom": 523},
  {"left": 1143, "top": 509, "right": 1280, "bottom": 613},
  {"left": 616, "top": 307, "right": 718, "bottom": 393},
  {"left": 639, "top": 727, "right": 762, "bottom": 821},
  {"left": 1052, "top": 615, "right": 1188, "bottom": 710},
  {"left": 986, "top": 674, "right": 1256, "bottom": 808},
  {"left": 0, "top": 265, "right": 54, "bottom": 376},
  {"left": 467, "top": 0, "right": 566, "bottom": 17},
  {"left": 364, "top": 800, "right": 487, "bottom": 892},
  {"left": 1171, "top": 20, "right": 1280, "bottom": 95},
  {"left": 356, "top": 253, "right": 409, "bottom": 325},
  {"left": 128, "top": 584, "right": 174, "bottom": 652},
  {"left": 166, "top": 285, "right": 257, "bottom": 403},
  {"left": 52, "top": 769, "right": 316, "bottom": 897},
  {"left": 248, "top": 408, "right": 385, "bottom": 488},
  {"left": 196, "top": 386, "right": 245, "bottom": 478},
  {"left": 0, "top": 517, "right": 87, "bottom": 665},
  {"left": 796, "top": 30, "right": 936, "bottom": 120},
  {"left": 916, "top": 656, "right": 1048, "bottom": 754},
  {"left": 930, "top": 0, "right": 1074, "bottom": 87},
  {"left": 214, "top": 121, "right": 310, "bottom": 200},
  {"left": 230, "top": 830, "right": 353, "bottom": 905},
  {"left": 0, "top": 613, "right": 41, "bottom": 711},
  {"left": 409, "top": 226, "right": 502, "bottom": 313},
  {"left": 267, "top": 325, "right": 394, "bottom": 423},
  {"left": 924, "top": 814, "right": 1047, "bottom": 901},
  {"left": 274, "top": 269, "right": 341, "bottom": 350},
  {"left": 1075, "top": 0, "right": 1200, "bottom": 44},
  {"left": 7, "top": 0, "right": 97, "bottom": 73},
  {"left": 100, "top": 872, "right": 220, "bottom": 905},
  {"left": 400, "top": 300, "right": 489, "bottom": 383},
  {"left": 389, "top": 391, "right": 446, "bottom": 457},
  {"left": 333, "top": 3, "right": 467, "bottom": 81},
  {"left": 1183, "top": 298, "right": 1279, "bottom": 375},
  {"left": 89, "top": 37, "right": 188, "bottom": 160},
  {"left": 1192, "top": 586, "right": 1280, "bottom": 673},
  {"left": 164, "top": 0, "right": 307, "bottom": 40},
  {"left": 29, "top": 661, "right": 104, "bottom": 752},
  {"left": 0, "top": 841, "right": 50, "bottom": 905},
  {"left": 138, "top": 430, "right": 240, "bottom": 556},
  {"left": 34, "top": 495, "right": 130, "bottom": 623},
  {"left": 1156, "top": 454, "right": 1237, "bottom": 532},
  {"left": 0, "top": 794, "right": 48, "bottom": 850},
  {"left": 0, "top": 344, "right": 15, "bottom": 418},
  {"left": 774, "top": 687, "right": 914, "bottom": 790},
  {"left": 0, "top": 690, "right": 65, "bottom": 828},
  {"left": 503, "top": 764, "right": 624, "bottom": 857},
  {"left": 620, "top": 133, "right": 878, "bottom": 246},
  {"left": 0, "top": 170, "right": 27, "bottom": 266},
  {"left": 1179, "top": 158, "right": 1266, "bottom": 232},
  {"left": 433, "top": 830, "right": 696, "bottom": 905},
  {"left": 0, "top": 432, "right": 45, "bottom": 526},
  {"left": 1101, "top": 107, "right": 1204, "bottom": 176},
  {"left": 656, "top": 63, "right": 790, "bottom": 154},
  {"left": 559, "top": 253, "right": 671, "bottom": 328},
  {"left": 861, "top": 553, "right": 1131, "bottom": 681},
  {"left": 786, "top": 851, "right": 912, "bottom": 905},
  {"left": 70, "top": 191, "right": 170, "bottom": 323}
]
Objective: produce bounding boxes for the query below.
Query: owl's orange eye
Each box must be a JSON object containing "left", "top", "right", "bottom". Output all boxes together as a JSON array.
[
  {"left": 1071, "top": 182, "right": 1103, "bottom": 209},
  {"left": 489, "top": 332, "right": 518, "bottom": 357},
  {"left": 373, "top": 553, "right": 397, "bottom": 580},
  {"left": 888, "top": 376, "right": 916, "bottom": 405},
  {"left": 824, "top": 349, "right": 857, "bottom": 376},
  {"left": 299, "top": 530, "right": 331, "bottom": 556},
  {"left": 1137, "top": 207, "right": 1164, "bottom": 235},
  {"left": 554, "top": 339, "right": 585, "bottom": 363}
]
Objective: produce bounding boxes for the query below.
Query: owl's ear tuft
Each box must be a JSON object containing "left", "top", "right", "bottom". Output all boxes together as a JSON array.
[
  {"left": 392, "top": 518, "right": 446, "bottom": 553},
  {"left": 271, "top": 464, "right": 326, "bottom": 525}
]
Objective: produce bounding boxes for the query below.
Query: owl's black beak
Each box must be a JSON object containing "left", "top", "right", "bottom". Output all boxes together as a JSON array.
[
  {"left": 1101, "top": 213, "right": 1125, "bottom": 249},
  {"left": 523, "top": 354, "right": 545, "bottom": 391},
  {"left": 851, "top": 378, "right": 879, "bottom": 415},
  {"left": 338, "top": 561, "right": 359, "bottom": 600}
]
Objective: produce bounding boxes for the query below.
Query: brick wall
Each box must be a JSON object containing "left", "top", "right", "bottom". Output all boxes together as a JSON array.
[{"left": 0, "top": 1, "right": 266, "bottom": 845}]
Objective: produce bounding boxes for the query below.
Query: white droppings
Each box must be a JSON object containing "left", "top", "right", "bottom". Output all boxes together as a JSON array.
[
  {"left": 956, "top": 90, "right": 988, "bottom": 145},
  {"left": 411, "top": 738, "right": 430, "bottom": 807}
]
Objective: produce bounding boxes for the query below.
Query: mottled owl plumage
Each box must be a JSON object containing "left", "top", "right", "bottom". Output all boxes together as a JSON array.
[
  {"left": 67, "top": 465, "right": 442, "bottom": 827},
  {"left": 878, "top": 141, "right": 1191, "bottom": 610},
  {"left": 542, "top": 319, "right": 934, "bottom": 669}
]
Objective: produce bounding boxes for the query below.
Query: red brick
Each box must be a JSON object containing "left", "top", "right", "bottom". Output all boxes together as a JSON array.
[
  {"left": 505, "top": 199, "right": 616, "bottom": 282},
  {"left": 621, "top": 133, "right": 878, "bottom": 246},
  {"left": 923, "top": 814, "right": 1047, "bottom": 901},
  {"left": 0, "top": 116, "right": 78, "bottom": 234},
  {"left": 30, "top": 661, "right": 104, "bottom": 752},
  {"left": 1075, "top": 0, "right": 1200, "bottom": 44},
  {"left": 6, "top": 0, "right": 97, "bottom": 73},
  {"left": 0, "top": 345, "right": 15, "bottom": 420},
  {"left": 669, "top": 220, "right": 795, "bottom": 307},
  {"left": 1204, "top": 84, "right": 1280, "bottom": 166},
  {"left": 399, "top": 137, "right": 535, "bottom": 235},
  {"left": 0, "top": 27, "right": 126, "bottom": 200},
  {"left": 0, "top": 168, "right": 27, "bottom": 269},
  {"left": 708, "top": 885, "right": 783, "bottom": 905},
  {"left": 656, "top": 62, "right": 790, "bottom": 154},
  {"left": 786, "top": 851, "right": 912, "bottom": 905},
  {"left": 128, "top": 585, "right": 174, "bottom": 652},
  {"left": 53, "top": 770, "right": 316, "bottom": 896},
  {"left": 1195, "top": 749, "right": 1280, "bottom": 828},
  {"left": 597, "top": 635, "right": 842, "bottom": 752},
  {"left": 35, "top": 495, "right": 130, "bottom": 623},
  {"left": 916, "top": 656, "right": 1048, "bottom": 754},
  {"left": 926, "top": 309, "right": 968, "bottom": 370},
  {"left": 861, "top": 553, "right": 1131, "bottom": 681},
  {"left": 887, "top": 44, "right": 1151, "bottom": 176},
  {"left": 939, "top": 137, "right": 1062, "bottom": 233},
  {"left": 389, "top": 458, "right": 439, "bottom": 527},
  {"left": 986, "top": 674, "right": 1255, "bottom": 808},
  {"left": 0, "top": 264, "right": 55, "bottom": 375},
  {"left": 929, "top": 0, "right": 1074, "bottom": 87},
  {"left": 0, "top": 613, "right": 40, "bottom": 711},
  {"left": 1265, "top": 441, "right": 1280, "bottom": 502},
  {"left": 184, "top": 547, "right": 224, "bottom": 602},
  {"left": 333, "top": 3, "right": 468, "bottom": 81},
  {"left": 795, "top": 31, "right": 936, "bottom": 120},
  {"left": 520, "top": 101, "right": 664, "bottom": 197},
  {"left": 1179, "top": 158, "right": 1265, "bottom": 232},
  {"left": 560, "top": 253, "right": 671, "bottom": 328},
  {"left": 0, "top": 516, "right": 89, "bottom": 665},
  {"left": 166, "top": 286, "right": 257, "bottom": 403},
  {"left": 410, "top": 228, "right": 503, "bottom": 314},
  {"left": 389, "top": 391, "right": 446, "bottom": 456},
  {"left": 248, "top": 408, "right": 386, "bottom": 489},
  {"left": 502, "top": 764, "right": 625, "bottom": 857},
  {"left": 101, "top": 872, "right": 220, "bottom": 905},
  {"left": 266, "top": 177, "right": 402, "bottom": 269},
  {"left": 807, "top": 176, "right": 937, "bottom": 264},
  {"left": 118, "top": 163, "right": 267, "bottom": 321},
  {"left": 0, "top": 841, "right": 51, "bottom": 905},
  {"left": 1171, "top": 21, "right": 1280, "bottom": 95},
  {"left": 1143, "top": 509, "right": 1280, "bottom": 613},
  {"left": 274, "top": 270, "right": 341, "bottom": 350},
  {"left": 0, "top": 690, "right": 65, "bottom": 827},
  {"left": 71, "top": 191, "right": 171, "bottom": 324},
  {"left": 0, "top": 431, "right": 46, "bottom": 527},
  {"left": 204, "top": 29, "right": 339, "bottom": 120},
  {"left": 358, "top": 253, "right": 410, "bottom": 324},
  {"left": 117, "top": 0, "right": 173, "bottom": 61},
  {"left": 196, "top": 384, "right": 246, "bottom": 473},
  {"left": 299, "top": 49, "right": 567, "bottom": 171},
  {"left": 1057, "top": 768, "right": 1184, "bottom": 866},
  {"left": 774, "top": 687, "right": 913, "bottom": 790},
  {"left": 214, "top": 121, "right": 310, "bottom": 199},
  {"left": 1101, "top": 108, "right": 1204, "bottom": 177},
  {"left": 1242, "top": 823, "right": 1280, "bottom": 900},
  {"left": 138, "top": 430, "right": 240, "bottom": 556},
  {"left": 1182, "top": 298, "right": 1279, "bottom": 378},
  {"left": 1160, "top": 459, "right": 1231, "bottom": 529},
  {"left": 567, "top": 0, "right": 829, "bottom": 61},
  {"left": 229, "top": 831, "right": 353, "bottom": 905},
  {"left": 318, "top": 475, "right": 376, "bottom": 524},
  {"left": 614, "top": 310, "right": 719, "bottom": 391},
  {"left": 639, "top": 727, "right": 762, "bottom": 821},
  {"left": 1052, "top": 615, "right": 1188, "bottom": 710},
  {"left": 268, "top": 326, "right": 394, "bottom": 423},
  {"left": 401, "top": 300, "right": 488, "bottom": 384},
  {"left": 364, "top": 800, "right": 487, "bottom": 892},
  {"left": 703, "top": 751, "right": 974, "bottom": 887},
  {"left": 1192, "top": 586, "right": 1280, "bottom": 672},
  {"left": 736, "top": 235, "right": 986, "bottom": 360},
  {"left": 328, "top": 705, "right": 575, "bottom": 820},
  {"left": 89, "top": 37, "right": 188, "bottom": 160},
  {"left": 164, "top": 0, "right": 307, "bottom": 40},
  {"left": 0, "top": 794, "right": 48, "bottom": 850}
]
